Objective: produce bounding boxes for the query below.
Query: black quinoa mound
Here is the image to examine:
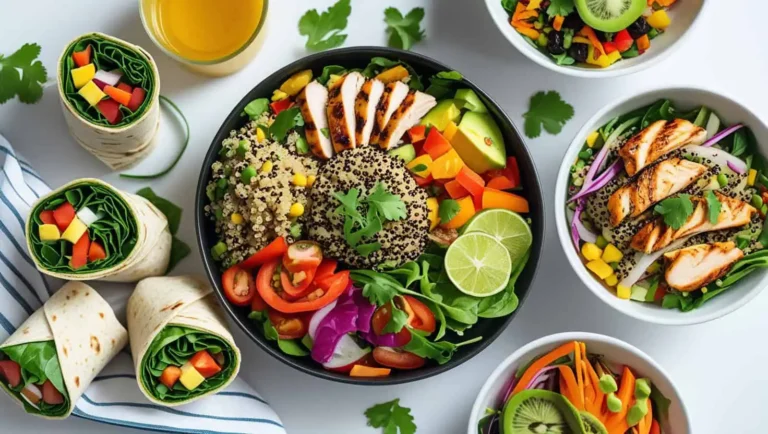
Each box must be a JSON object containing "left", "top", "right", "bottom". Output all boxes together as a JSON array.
[{"left": 308, "top": 146, "right": 430, "bottom": 268}]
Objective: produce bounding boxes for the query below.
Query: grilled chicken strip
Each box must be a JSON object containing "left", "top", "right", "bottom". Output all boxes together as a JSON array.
[
  {"left": 631, "top": 193, "right": 756, "bottom": 253},
  {"left": 619, "top": 119, "right": 707, "bottom": 176},
  {"left": 327, "top": 72, "right": 365, "bottom": 153},
  {"left": 607, "top": 157, "right": 707, "bottom": 226},
  {"left": 296, "top": 81, "right": 333, "bottom": 159},
  {"left": 664, "top": 242, "right": 743, "bottom": 291},
  {"left": 370, "top": 81, "right": 410, "bottom": 146},
  {"left": 354, "top": 79, "right": 385, "bottom": 147},
  {"left": 377, "top": 91, "right": 437, "bottom": 150}
]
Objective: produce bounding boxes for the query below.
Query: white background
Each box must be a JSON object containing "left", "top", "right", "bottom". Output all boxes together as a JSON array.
[{"left": 1, "top": 0, "right": 766, "bottom": 433}]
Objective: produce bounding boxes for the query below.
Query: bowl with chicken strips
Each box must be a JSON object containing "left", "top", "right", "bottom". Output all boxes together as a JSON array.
[{"left": 556, "top": 87, "right": 768, "bottom": 325}]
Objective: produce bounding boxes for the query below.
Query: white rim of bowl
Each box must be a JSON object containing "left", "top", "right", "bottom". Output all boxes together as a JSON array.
[
  {"left": 483, "top": 0, "right": 710, "bottom": 78},
  {"left": 467, "top": 331, "right": 691, "bottom": 434},
  {"left": 555, "top": 85, "right": 768, "bottom": 325}
]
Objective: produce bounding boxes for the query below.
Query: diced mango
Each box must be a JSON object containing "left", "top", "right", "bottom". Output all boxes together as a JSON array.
[
  {"left": 271, "top": 89, "right": 289, "bottom": 101},
  {"left": 581, "top": 243, "right": 603, "bottom": 261},
  {"left": 280, "top": 69, "right": 313, "bottom": 96},
  {"left": 61, "top": 218, "right": 88, "bottom": 244},
  {"left": 586, "top": 259, "right": 613, "bottom": 280},
  {"left": 616, "top": 284, "right": 631, "bottom": 300},
  {"left": 441, "top": 196, "right": 476, "bottom": 229},
  {"left": 407, "top": 154, "right": 433, "bottom": 178},
  {"left": 71, "top": 64, "right": 96, "bottom": 89},
  {"left": 432, "top": 149, "right": 464, "bottom": 179},
  {"left": 748, "top": 169, "right": 757, "bottom": 186},
  {"left": 78, "top": 81, "right": 106, "bottom": 107},
  {"left": 375, "top": 65, "right": 409, "bottom": 84},
  {"left": 427, "top": 198, "right": 439, "bottom": 230},
  {"left": 605, "top": 274, "right": 618, "bottom": 287},
  {"left": 601, "top": 244, "right": 624, "bottom": 263},
  {"left": 586, "top": 131, "right": 600, "bottom": 148},
  {"left": 179, "top": 361, "right": 205, "bottom": 390},
  {"left": 443, "top": 121, "right": 459, "bottom": 142},
  {"left": 647, "top": 10, "right": 671, "bottom": 29},
  {"left": 526, "top": 0, "right": 542, "bottom": 10},
  {"left": 39, "top": 224, "right": 61, "bottom": 241},
  {"left": 572, "top": 36, "right": 591, "bottom": 44}
]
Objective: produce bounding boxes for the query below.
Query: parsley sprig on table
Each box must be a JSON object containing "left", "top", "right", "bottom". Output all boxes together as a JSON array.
[
  {"left": 385, "top": 7, "right": 426, "bottom": 50},
  {"left": 0, "top": 43, "right": 46, "bottom": 105},
  {"left": 523, "top": 90, "right": 574, "bottom": 139},
  {"left": 365, "top": 399, "right": 417, "bottom": 434},
  {"left": 299, "top": 0, "right": 352, "bottom": 51}
]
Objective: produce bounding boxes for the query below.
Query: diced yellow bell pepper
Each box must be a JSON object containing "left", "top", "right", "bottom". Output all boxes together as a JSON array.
[
  {"left": 647, "top": 10, "right": 671, "bottom": 29},
  {"left": 581, "top": 243, "right": 603, "bottom": 261},
  {"left": 586, "top": 131, "right": 600, "bottom": 148},
  {"left": 443, "top": 121, "right": 459, "bottom": 142},
  {"left": 39, "top": 224, "right": 60, "bottom": 241},
  {"left": 605, "top": 274, "right": 618, "bottom": 287},
  {"left": 606, "top": 50, "right": 622, "bottom": 64},
  {"left": 427, "top": 197, "right": 439, "bottom": 230},
  {"left": 78, "top": 81, "right": 106, "bottom": 107},
  {"left": 71, "top": 64, "right": 96, "bottom": 89},
  {"left": 748, "top": 169, "right": 757, "bottom": 186},
  {"left": 256, "top": 128, "right": 266, "bottom": 143},
  {"left": 280, "top": 69, "right": 313, "bottom": 96},
  {"left": 61, "top": 218, "right": 87, "bottom": 244},
  {"left": 586, "top": 259, "right": 613, "bottom": 280},
  {"left": 526, "top": 0, "right": 542, "bottom": 10},
  {"left": 432, "top": 149, "right": 465, "bottom": 179},
  {"left": 406, "top": 154, "right": 433, "bottom": 178},
  {"left": 179, "top": 362, "right": 205, "bottom": 390},
  {"left": 272, "top": 89, "right": 289, "bottom": 102},
  {"left": 602, "top": 244, "right": 624, "bottom": 263},
  {"left": 616, "top": 284, "right": 631, "bottom": 300},
  {"left": 375, "top": 65, "right": 409, "bottom": 84},
  {"left": 586, "top": 44, "right": 622, "bottom": 68}
]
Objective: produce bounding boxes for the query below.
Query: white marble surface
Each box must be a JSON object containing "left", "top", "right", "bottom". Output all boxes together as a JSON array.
[{"left": 1, "top": 0, "right": 766, "bottom": 433}]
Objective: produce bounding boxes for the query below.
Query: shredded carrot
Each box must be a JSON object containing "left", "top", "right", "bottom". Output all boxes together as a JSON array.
[
  {"left": 516, "top": 10, "right": 539, "bottom": 20},
  {"left": 582, "top": 361, "right": 596, "bottom": 407},
  {"left": 558, "top": 365, "right": 584, "bottom": 410},
  {"left": 579, "top": 26, "right": 605, "bottom": 58},
  {"left": 584, "top": 360, "right": 606, "bottom": 420},
  {"left": 512, "top": 2, "right": 526, "bottom": 20},
  {"left": 349, "top": 365, "right": 391, "bottom": 377},
  {"left": 574, "top": 342, "right": 586, "bottom": 407},
  {"left": 511, "top": 19, "right": 534, "bottom": 29},
  {"left": 512, "top": 342, "right": 575, "bottom": 396},
  {"left": 553, "top": 15, "right": 565, "bottom": 31}
]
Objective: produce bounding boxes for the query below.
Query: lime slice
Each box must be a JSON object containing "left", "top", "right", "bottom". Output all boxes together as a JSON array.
[
  {"left": 462, "top": 209, "right": 532, "bottom": 265},
  {"left": 445, "top": 232, "right": 512, "bottom": 297}
]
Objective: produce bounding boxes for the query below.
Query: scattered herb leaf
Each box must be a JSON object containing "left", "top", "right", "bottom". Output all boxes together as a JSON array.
[
  {"left": 321, "top": 127, "right": 330, "bottom": 138},
  {"left": 270, "top": 107, "right": 304, "bottom": 143},
  {"left": 298, "top": 0, "right": 351, "bottom": 51},
  {"left": 410, "top": 164, "right": 428, "bottom": 172},
  {"left": 552, "top": 53, "right": 575, "bottom": 65},
  {"left": 731, "top": 130, "right": 748, "bottom": 157},
  {"left": 705, "top": 190, "right": 721, "bottom": 224},
  {"left": 365, "top": 399, "right": 417, "bottom": 434},
  {"left": 317, "top": 65, "right": 346, "bottom": 85},
  {"left": 381, "top": 302, "right": 409, "bottom": 333},
  {"left": 384, "top": 7, "right": 426, "bottom": 50},
  {"left": 523, "top": 91, "right": 574, "bottom": 139},
  {"left": 654, "top": 194, "right": 694, "bottom": 230},
  {"left": 333, "top": 183, "right": 406, "bottom": 255},
  {"left": 242, "top": 98, "right": 270, "bottom": 119},
  {"left": 0, "top": 43, "right": 46, "bottom": 105},
  {"left": 547, "top": 0, "right": 575, "bottom": 17},
  {"left": 438, "top": 199, "right": 461, "bottom": 224}
]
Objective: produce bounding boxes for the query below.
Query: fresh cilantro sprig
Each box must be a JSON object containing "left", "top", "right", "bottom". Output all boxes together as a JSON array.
[
  {"left": 0, "top": 43, "right": 47, "bottom": 105},
  {"left": 270, "top": 107, "right": 304, "bottom": 143},
  {"left": 438, "top": 199, "right": 461, "bottom": 224},
  {"left": 523, "top": 90, "right": 574, "bottom": 139},
  {"left": 547, "top": 0, "right": 575, "bottom": 17},
  {"left": 654, "top": 194, "right": 694, "bottom": 230},
  {"left": 365, "top": 399, "right": 416, "bottom": 434},
  {"left": 385, "top": 7, "right": 426, "bottom": 50},
  {"left": 705, "top": 190, "right": 721, "bottom": 224},
  {"left": 381, "top": 302, "right": 409, "bottom": 334},
  {"left": 333, "top": 183, "right": 406, "bottom": 256},
  {"left": 299, "top": 0, "right": 352, "bottom": 51}
]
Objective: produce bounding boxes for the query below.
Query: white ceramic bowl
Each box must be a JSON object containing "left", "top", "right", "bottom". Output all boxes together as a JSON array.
[
  {"left": 484, "top": 0, "right": 707, "bottom": 78},
  {"left": 556, "top": 87, "right": 768, "bottom": 325},
  {"left": 468, "top": 332, "right": 690, "bottom": 434}
]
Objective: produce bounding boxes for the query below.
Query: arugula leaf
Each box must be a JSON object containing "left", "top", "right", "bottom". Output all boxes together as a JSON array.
[
  {"left": 523, "top": 91, "right": 574, "bottom": 139},
  {"left": 402, "top": 330, "right": 457, "bottom": 364},
  {"left": 547, "top": 0, "right": 575, "bottom": 17},
  {"left": 0, "top": 43, "right": 47, "bottom": 104},
  {"left": 705, "top": 190, "right": 721, "bottom": 224},
  {"left": 438, "top": 199, "right": 461, "bottom": 223},
  {"left": 270, "top": 107, "right": 304, "bottom": 143},
  {"left": 365, "top": 399, "right": 416, "bottom": 434},
  {"left": 654, "top": 194, "right": 693, "bottom": 230},
  {"left": 242, "top": 98, "right": 270, "bottom": 120},
  {"left": 299, "top": 0, "right": 351, "bottom": 51},
  {"left": 382, "top": 302, "right": 409, "bottom": 333},
  {"left": 384, "top": 7, "right": 426, "bottom": 50},
  {"left": 261, "top": 316, "right": 309, "bottom": 356}
]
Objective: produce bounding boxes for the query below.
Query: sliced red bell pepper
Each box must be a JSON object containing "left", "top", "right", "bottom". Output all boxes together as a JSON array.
[
  {"left": 190, "top": 350, "right": 222, "bottom": 378},
  {"left": 456, "top": 166, "right": 485, "bottom": 198},
  {"left": 97, "top": 99, "right": 123, "bottom": 125},
  {"left": 422, "top": 128, "right": 452, "bottom": 160},
  {"left": 71, "top": 232, "right": 90, "bottom": 270},
  {"left": 39, "top": 210, "right": 55, "bottom": 225},
  {"left": 72, "top": 45, "right": 92, "bottom": 68},
  {"left": 314, "top": 259, "right": 338, "bottom": 280},
  {"left": 444, "top": 180, "right": 470, "bottom": 199},
  {"left": 280, "top": 267, "right": 317, "bottom": 299},
  {"left": 239, "top": 237, "right": 288, "bottom": 270},
  {"left": 507, "top": 156, "right": 521, "bottom": 187},
  {"left": 52, "top": 202, "right": 76, "bottom": 232},
  {"left": 126, "top": 88, "right": 146, "bottom": 112},
  {"left": 614, "top": 29, "right": 634, "bottom": 52},
  {"left": 256, "top": 260, "right": 348, "bottom": 313},
  {"left": 408, "top": 125, "right": 426, "bottom": 143},
  {"left": 88, "top": 240, "right": 107, "bottom": 262},
  {"left": 270, "top": 99, "right": 293, "bottom": 115},
  {"left": 104, "top": 85, "right": 132, "bottom": 106},
  {"left": 116, "top": 82, "right": 133, "bottom": 94}
]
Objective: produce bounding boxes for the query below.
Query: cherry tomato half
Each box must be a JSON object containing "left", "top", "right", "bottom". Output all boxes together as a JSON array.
[
  {"left": 283, "top": 241, "right": 323, "bottom": 274},
  {"left": 372, "top": 347, "right": 426, "bottom": 370},
  {"left": 371, "top": 302, "right": 412, "bottom": 347},
  {"left": 222, "top": 265, "right": 256, "bottom": 306},
  {"left": 268, "top": 310, "right": 310, "bottom": 340},
  {"left": 401, "top": 295, "right": 436, "bottom": 334}
]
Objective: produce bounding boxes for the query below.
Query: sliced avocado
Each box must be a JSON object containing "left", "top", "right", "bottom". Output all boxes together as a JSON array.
[
  {"left": 421, "top": 99, "right": 461, "bottom": 132},
  {"left": 388, "top": 144, "right": 416, "bottom": 164},
  {"left": 454, "top": 88, "right": 488, "bottom": 113},
  {"left": 450, "top": 112, "right": 506, "bottom": 174}
]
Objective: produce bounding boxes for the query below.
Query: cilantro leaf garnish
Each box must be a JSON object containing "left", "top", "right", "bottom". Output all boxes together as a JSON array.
[
  {"left": 0, "top": 43, "right": 47, "bottom": 105},
  {"left": 269, "top": 107, "right": 304, "bottom": 143},
  {"left": 705, "top": 190, "right": 721, "bottom": 224},
  {"left": 366, "top": 183, "right": 407, "bottom": 221},
  {"left": 384, "top": 7, "right": 426, "bottom": 50},
  {"left": 365, "top": 399, "right": 417, "bottom": 434},
  {"left": 299, "top": 0, "right": 351, "bottom": 51},
  {"left": 547, "top": 0, "right": 575, "bottom": 17},
  {"left": 654, "top": 194, "right": 694, "bottom": 230},
  {"left": 523, "top": 90, "right": 574, "bottom": 139},
  {"left": 334, "top": 183, "right": 407, "bottom": 256},
  {"left": 438, "top": 199, "right": 461, "bottom": 224},
  {"left": 381, "top": 302, "right": 409, "bottom": 334}
]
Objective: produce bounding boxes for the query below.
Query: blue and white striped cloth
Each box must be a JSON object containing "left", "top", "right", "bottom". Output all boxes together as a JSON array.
[{"left": 0, "top": 134, "right": 285, "bottom": 434}]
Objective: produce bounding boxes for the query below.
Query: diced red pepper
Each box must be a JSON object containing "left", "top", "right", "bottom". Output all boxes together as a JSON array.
[
  {"left": 42, "top": 380, "right": 64, "bottom": 405},
  {"left": 97, "top": 99, "right": 123, "bottom": 125},
  {"left": 444, "top": 180, "right": 469, "bottom": 199},
  {"left": 270, "top": 99, "right": 293, "bottom": 115},
  {"left": 88, "top": 240, "right": 107, "bottom": 262},
  {"left": 159, "top": 366, "right": 181, "bottom": 389},
  {"left": 104, "top": 85, "right": 132, "bottom": 106},
  {"left": 602, "top": 41, "right": 618, "bottom": 54},
  {"left": 39, "top": 210, "right": 55, "bottom": 225},
  {"left": 506, "top": 157, "right": 521, "bottom": 187},
  {"left": 127, "top": 88, "right": 146, "bottom": 112},
  {"left": 72, "top": 45, "right": 92, "bottom": 68},
  {"left": 614, "top": 29, "right": 634, "bottom": 52},
  {"left": 408, "top": 125, "right": 426, "bottom": 143},
  {"left": 414, "top": 173, "right": 433, "bottom": 187},
  {"left": 487, "top": 176, "right": 516, "bottom": 190},
  {"left": 71, "top": 232, "right": 90, "bottom": 270},
  {"left": 117, "top": 82, "right": 133, "bottom": 94},
  {"left": 190, "top": 350, "right": 222, "bottom": 378},
  {"left": 456, "top": 166, "right": 485, "bottom": 198},
  {"left": 422, "top": 128, "right": 452, "bottom": 160},
  {"left": 52, "top": 202, "right": 76, "bottom": 232}
]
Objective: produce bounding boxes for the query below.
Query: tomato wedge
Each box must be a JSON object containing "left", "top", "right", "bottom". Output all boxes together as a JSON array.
[
  {"left": 239, "top": 237, "right": 288, "bottom": 270},
  {"left": 221, "top": 265, "right": 256, "bottom": 306},
  {"left": 39, "top": 210, "right": 55, "bottom": 225},
  {"left": 283, "top": 241, "right": 323, "bottom": 273},
  {"left": 402, "top": 295, "right": 436, "bottom": 334},
  {"left": 372, "top": 347, "right": 426, "bottom": 370},
  {"left": 0, "top": 360, "right": 21, "bottom": 388},
  {"left": 256, "top": 260, "right": 349, "bottom": 313},
  {"left": 280, "top": 267, "right": 316, "bottom": 299},
  {"left": 268, "top": 310, "right": 310, "bottom": 339},
  {"left": 371, "top": 302, "right": 412, "bottom": 347},
  {"left": 41, "top": 380, "right": 64, "bottom": 405},
  {"left": 190, "top": 350, "right": 222, "bottom": 378}
]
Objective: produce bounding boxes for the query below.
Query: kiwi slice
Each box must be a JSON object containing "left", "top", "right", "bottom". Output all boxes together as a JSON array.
[
  {"left": 575, "top": 0, "right": 646, "bottom": 33},
  {"left": 580, "top": 412, "right": 608, "bottom": 434},
  {"left": 502, "top": 389, "right": 586, "bottom": 434}
]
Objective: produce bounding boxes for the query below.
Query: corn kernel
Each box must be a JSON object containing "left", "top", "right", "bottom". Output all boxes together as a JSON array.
[
  {"left": 748, "top": 169, "right": 757, "bottom": 186},
  {"left": 272, "top": 89, "right": 288, "bottom": 101},
  {"left": 647, "top": 10, "right": 671, "bottom": 29},
  {"left": 307, "top": 175, "right": 316, "bottom": 187},
  {"left": 616, "top": 285, "right": 631, "bottom": 300},
  {"left": 581, "top": 243, "right": 603, "bottom": 261},
  {"left": 586, "top": 259, "right": 613, "bottom": 279},
  {"left": 231, "top": 213, "right": 244, "bottom": 224},
  {"left": 601, "top": 244, "right": 624, "bottom": 263},
  {"left": 292, "top": 173, "right": 308, "bottom": 187},
  {"left": 605, "top": 274, "right": 618, "bottom": 287},
  {"left": 256, "top": 128, "right": 266, "bottom": 143},
  {"left": 261, "top": 161, "right": 273, "bottom": 173},
  {"left": 586, "top": 131, "right": 600, "bottom": 148},
  {"left": 289, "top": 203, "right": 305, "bottom": 217}
]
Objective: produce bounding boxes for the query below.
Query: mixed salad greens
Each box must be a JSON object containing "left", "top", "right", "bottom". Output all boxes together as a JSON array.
[{"left": 567, "top": 99, "right": 768, "bottom": 311}]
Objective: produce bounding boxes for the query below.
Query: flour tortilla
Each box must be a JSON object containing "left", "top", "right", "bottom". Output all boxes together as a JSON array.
[
  {"left": 127, "top": 275, "right": 241, "bottom": 406},
  {"left": 26, "top": 178, "right": 171, "bottom": 282},
  {"left": 0, "top": 282, "right": 128, "bottom": 419}
]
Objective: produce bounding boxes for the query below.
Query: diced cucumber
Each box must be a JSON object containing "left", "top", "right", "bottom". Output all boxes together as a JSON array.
[{"left": 630, "top": 285, "right": 649, "bottom": 302}]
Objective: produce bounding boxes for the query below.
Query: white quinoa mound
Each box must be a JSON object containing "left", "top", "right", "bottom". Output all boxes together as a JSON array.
[{"left": 308, "top": 146, "right": 430, "bottom": 268}]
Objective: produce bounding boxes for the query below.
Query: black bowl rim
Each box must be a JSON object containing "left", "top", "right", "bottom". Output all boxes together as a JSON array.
[{"left": 195, "top": 46, "right": 545, "bottom": 385}]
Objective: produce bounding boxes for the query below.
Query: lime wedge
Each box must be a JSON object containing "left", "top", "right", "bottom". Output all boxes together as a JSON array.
[
  {"left": 445, "top": 232, "right": 511, "bottom": 297},
  {"left": 462, "top": 209, "right": 532, "bottom": 265}
]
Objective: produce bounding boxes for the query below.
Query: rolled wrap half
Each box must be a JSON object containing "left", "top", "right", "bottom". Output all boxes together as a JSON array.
[
  {"left": 26, "top": 178, "right": 171, "bottom": 282},
  {"left": 128, "top": 276, "right": 241, "bottom": 406},
  {"left": 58, "top": 32, "right": 161, "bottom": 170},
  {"left": 0, "top": 282, "right": 128, "bottom": 419}
]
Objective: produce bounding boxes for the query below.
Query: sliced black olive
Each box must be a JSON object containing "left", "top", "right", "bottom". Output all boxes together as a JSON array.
[
  {"left": 561, "top": 13, "right": 584, "bottom": 30},
  {"left": 569, "top": 43, "right": 588, "bottom": 63},
  {"left": 547, "top": 31, "right": 566, "bottom": 55},
  {"left": 627, "top": 17, "right": 651, "bottom": 39}
]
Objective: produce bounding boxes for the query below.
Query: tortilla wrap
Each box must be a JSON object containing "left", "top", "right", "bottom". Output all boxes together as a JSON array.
[
  {"left": 26, "top": 178, "right": 171, "bottom": 282},
  {"left": 127, "top": 275, "right": 241, "bottom": 406},
  {"left": 0, "top": 282, "right": 128, "bottom": 419}
]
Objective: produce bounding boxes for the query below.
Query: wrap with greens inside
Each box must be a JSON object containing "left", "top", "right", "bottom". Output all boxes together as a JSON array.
[
  {"left": 26, "top": 178, "right": 171, "bottom": 282},
  {"left": 0, "top": 282, "right": 128, "bottom": 419},
  {"left": 127, "top": 276, "right": 241, "bottom": 406},
  {"left": 57, "top": 32, "right": 161, "bottom": 170}
]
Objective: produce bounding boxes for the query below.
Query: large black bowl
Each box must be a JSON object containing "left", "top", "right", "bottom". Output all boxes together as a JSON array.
[{"left": 196, "top": 47, "right": 544, "bottom": 385}]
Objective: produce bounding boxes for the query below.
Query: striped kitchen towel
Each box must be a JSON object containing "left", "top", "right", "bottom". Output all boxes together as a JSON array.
[{"left": 0, "top": 134, "right": 285, "bottom": 434}]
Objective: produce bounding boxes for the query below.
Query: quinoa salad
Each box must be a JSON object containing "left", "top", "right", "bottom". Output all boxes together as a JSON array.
[{"left": 205, "top": 58, "right": 535, "bottom": 377}]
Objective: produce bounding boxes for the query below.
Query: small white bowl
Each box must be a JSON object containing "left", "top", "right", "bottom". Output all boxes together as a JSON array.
[
  {"left": 555, "top": 87, "right": 768, "bottom": 325},
  {"left": 484, "top": 0, "right": 707, "bottom": 78},
  {"left": 468, "top": 332, "right": 690, "bottom": 434}
]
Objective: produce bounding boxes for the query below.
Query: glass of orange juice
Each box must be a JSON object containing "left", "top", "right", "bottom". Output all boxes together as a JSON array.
[{"left": 140, "top": 0, "right": 268, "bottom": 77}]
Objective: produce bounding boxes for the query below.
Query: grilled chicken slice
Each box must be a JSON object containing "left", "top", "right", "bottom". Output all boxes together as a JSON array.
[
  {"left": 664, "top": 242, "right": 743, "bottom": 291},
  {"left": 327, "top": 72, "right": 365, "bottom": 153},
  {"left": 377, "top": 91, "right": 437, "bottom": 150},
  {"left": 631, "top": 193, "right": 756, "bottom": 253},
  {"left": 607, "top": 157, "right": 707, "bottom": 226},
  {"left": 296, "top": 81, "right": 333, "bottom": 159},
  {"left": 370, "top": 81, "right": 410, "bottom": 146},
  {"left": 619, "top": 119, "right": 707, "bottom": 176},
  {"left": 354, "top": 79, "right": 385, "bottom": 146}
]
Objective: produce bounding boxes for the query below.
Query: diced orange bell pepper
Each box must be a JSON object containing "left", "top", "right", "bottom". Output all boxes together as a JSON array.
[
  {"left": 53, "top": 202, "right": 76, "bottom": 232},
  {"left": 442, "top": 196, "right": 475, "bottom": 229},
  {"left": 456, "top": 166, "right": 485, "bottom": 198},
  {"left": 482, "top": 188, "right": 529, "bottom": 213},
  {"left": 422, "top": 128, "right": 452, "bottom": 160},
  {"left": 104, "top": 85, "right": 132, "bottom": 106},
  {"left": 159, "top": 366, "right": 182, "bottom": 389},
  {"left": 407, "top": 154, "right": 433, "bottom": 178},
  {"left": 71, "top": 232, "right": 90, "bottom": 270},
  {"left": 487, "top": 176, "right": 516, "bottom": 190},
  {"left": 190, "top": 350, "right": 223, "bottom": 378},
  {"left": 408, "top": 125, "right": 426, "bottom": 143},
  {"left": 432, "top": 149, "right": 464, "bottom": 179},
  {"left": 553, "top": 15, "right": 565, "bottom": 31},
  {"left": 636, "top": 34, "right": 650, "bottom": 51},
  {"left": 72, "top": 45, "right": 92, "bottom": 68},
  {"left": 88, "top": 240, "right": 107, "bottom": 262},
  {"left": 444, "top": 180, "right": 469, "bottom": 199},
  {"left": 349, "top": 365, "right": 391, "bottom": 377}
]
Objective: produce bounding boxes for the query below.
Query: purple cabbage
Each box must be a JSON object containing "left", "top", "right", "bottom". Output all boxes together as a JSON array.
[{"left": 310, "top": 284, "right": 375, "bottom": 364}]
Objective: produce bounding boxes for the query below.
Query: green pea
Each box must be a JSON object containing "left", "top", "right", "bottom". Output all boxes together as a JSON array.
[
  {"left": 543, "top": 27, "right": 553, "bottom": 34},
  {"left": 751, "top": 194, "right": 763, "bottom": 209},
  {"left": 241, "top": 165, "right": 257, "bottom": 184},
  {"left": 599, "top": 374, "right": 618, "bottom": 394},
  {"left": 534, "top": 20, "right": 543, "bottom": 30},
  {"left": 648, "top": 28, "right": 660, "bottom": 39},
  {"left": 572, "top": 177, "right": 584, "bottom": 187},
  {"left": 237, "top": 139, "right": 250, "bottom": 158},
  {"left": 296, "top": 137, "right": 310, "bottom": 154},
  {"left": 606, "top": 393, "right": 622, "bottom": 413},
  {"left": 563, "top": 32, "right": 573, "bottom": 49},
  {"left": 596, "top": 235, "right": 609, "bottom": 249},
  {"left": 216, "top": 178, "right": 228, "bottom": 190},
  {"left": 717, "top": 173, "right": 728, "bottom": 187},
  {"left": 575, "top": 160, "right": 586, "bottom": 170},
  {"left": 210, "top": 241, "right": 227, "bottom": 261},
  {"left": 634, "top": 378, "right": 651, "bottom": 399},
  {"left": 626, "top": 399, "right": 648, "bottom": 426},
  {"left": 537, "top": 34, "right": 548, "bottom": 47}
]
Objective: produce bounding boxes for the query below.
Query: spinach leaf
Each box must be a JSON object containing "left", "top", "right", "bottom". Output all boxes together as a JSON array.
[
  {"left": 136, "top": 187, "right": 190, "bottom": 273},
  {"left": 425, "top": 71, "right": 463, "bottom": 100},
  {"left": 269, "top": 107, "right": 304, "bottom": 143},
  {"left": 242, "top": 98, "right": 270, "bottom": 120},
  {"left": 0, "top": 341, "right": 69, "bottom": 416}
]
